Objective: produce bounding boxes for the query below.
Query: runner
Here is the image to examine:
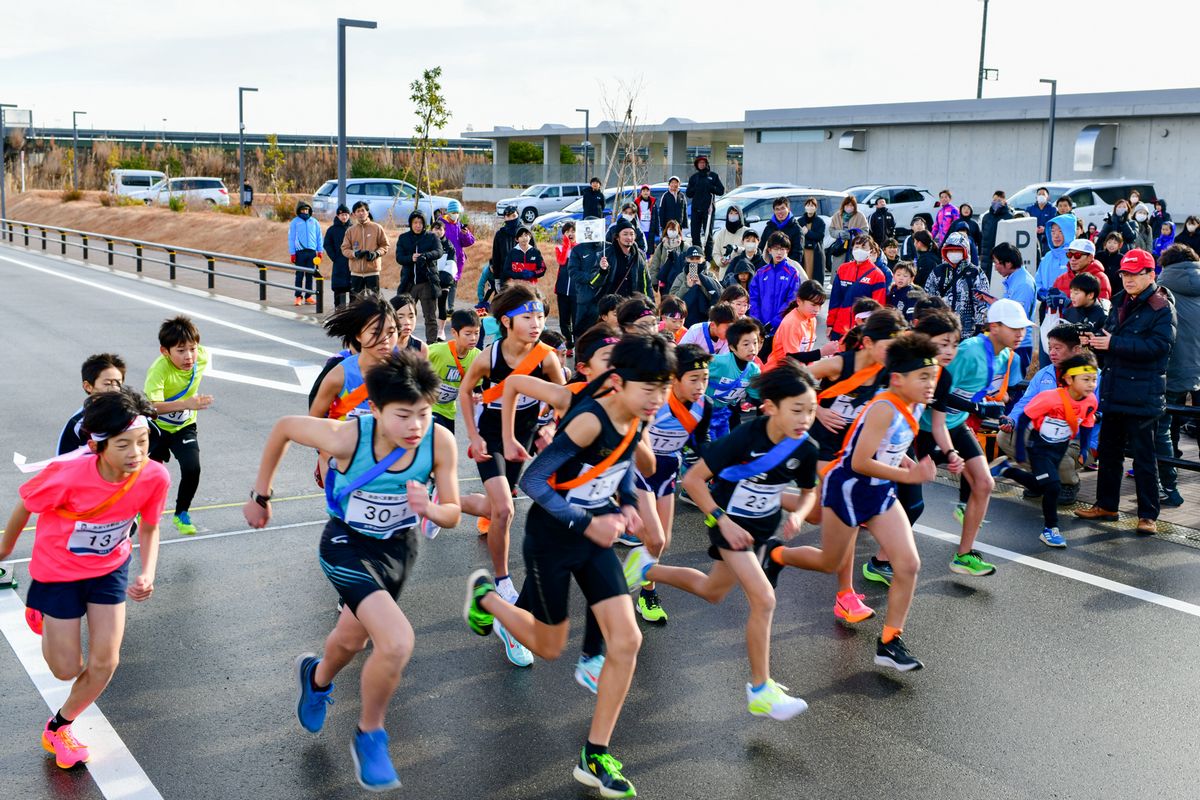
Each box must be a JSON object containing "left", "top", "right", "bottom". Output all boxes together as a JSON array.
[
  {"left": 242, "top": 351, "right": 460, "bottom": 792},
  {"left": 389, "top": 293, "right": 429, "bottom": 357},
  {"left": 427, "top": 309, "right": 481, "bottom": 433},
  {"left": 767, "top": 332, "right": 940, "bottom": 671},
  {"left": 144, "top": 315, "right": 212, "bottom": 536},
  {"left": 623, "top": 360, "right": 818, "bottom": 722},
  {"left": 1, "top": 388, "right": 169, "bottom": 770},
  {"left": 678, "top": 301, "right": 736, "bottom": 355},
  {"left": 463, "top": 334, "right": 673, "bottom": 799},
  {"left": 705, "top": 317, "right": 762, "bottom": 439},
  {"left": 58, "top": 353, "right": 127, "bottom": 455}
]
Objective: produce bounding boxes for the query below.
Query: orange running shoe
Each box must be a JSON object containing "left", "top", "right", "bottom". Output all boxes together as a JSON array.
[
  {"left": 42, "top": 718, "right": 90, "bottom": 769},
  {"left": 293, "top": 297, "right": 303, "bottom": 306},
  {"left": 26, "top": 607, "right": 43, "bottom": 635},
  {"left": 476, "top": 516, "right": 490, "bottom": 535},
  {"left": 833, "top": 591, "right": 876, "bottom": 624}
]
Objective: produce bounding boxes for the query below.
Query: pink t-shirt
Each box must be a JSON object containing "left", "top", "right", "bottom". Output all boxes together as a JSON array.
[{"left": 19, "top": 455, "right": 170, "bottom": 583}]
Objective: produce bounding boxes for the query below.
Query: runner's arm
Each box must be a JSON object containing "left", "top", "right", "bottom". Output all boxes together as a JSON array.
[
  {"left": 0, "top": 499, "right": 31, "bottom": 561},
  {"left": 680, "top": 456, "right": 754, "bottom": 550},
  {"left": 128, "top": 516, "right": 160, "bottom": 601},
  {"left": 781, "top": 486, "right": 817, "bottom": 518},
  {"left": 415, "top": 424, "right": 461, "bottom": 529},
  {"left": 634, "top": 430, "right": 655, "bottom": 475},
  {"left": 849, "top": 405, "right": 925, "bottom": 484},
  {"left": 518, "top": 412, "right": 602, "bottom": 533},
  {"left": 458, "top": 349, "right": 490, "bottom": 455},
  {"left": 541, "top": 351, "right": 568, "bottom": 385},
  {"left": 501, "top": 374, "right": 573, "bottom": 449},
  {"left": 251, "top": 416, "right": 357, "bottom": 498},
  {"left": 309, "top": 364, "right": 345, "bottom": 417}
]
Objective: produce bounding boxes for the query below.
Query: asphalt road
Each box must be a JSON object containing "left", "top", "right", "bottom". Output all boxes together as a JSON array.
[{"left": 1, "top": 245, "right": 1198, "bottom": 800}]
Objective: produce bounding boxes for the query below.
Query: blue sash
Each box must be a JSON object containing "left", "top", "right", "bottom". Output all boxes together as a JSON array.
[
  {"left": 325, "top": 446, "right": 408, "bottom": 513},
  {"left": 165, "top": 365, "right": 197, "bottom": 402},
  {"left": 713, "top": 361, "right": 755, "bottom": 402},
  {"left": 701, "top": 323, "right": 715, "bottom": 354},
  {"left": 718, "top": 433, "right": 809, "bottom": 482}
]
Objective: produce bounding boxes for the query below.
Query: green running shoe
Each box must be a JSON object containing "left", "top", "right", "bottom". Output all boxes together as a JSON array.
[
  {"left": 637, "top": 593, "right": 667, "bottom": 624},
  {"left": 622, "top": 546, "right": 656, "bottom": 592},
  {"left": 950, "top": 550, "right": 996, "bottom": 577},
  {"left": 173, "top": 512, "right": 197, "bottom": 536},
  {"left": 952, "top": 503, "right": 966, "bottom": 525},
  {"left": 463, "top": 569, "right": 495, "bottom": 636},
  {"left": 573, "top": 749, "right": 637, "bottom": 798},
  {"left": 861, "top": 556, "right": 893, "bottom": 586}
]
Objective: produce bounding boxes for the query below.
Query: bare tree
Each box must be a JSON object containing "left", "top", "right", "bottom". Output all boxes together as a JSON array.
[{"left": 598, "top": 78, "right": 649, "bottom": 216}]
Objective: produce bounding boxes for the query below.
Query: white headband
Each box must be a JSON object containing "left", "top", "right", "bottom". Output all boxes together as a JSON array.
[{"left": 90, "top": 415, "right": 150, "bottom": 442}]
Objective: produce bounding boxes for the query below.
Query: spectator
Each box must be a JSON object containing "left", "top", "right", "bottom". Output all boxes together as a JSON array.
[
  {"left": 722, "top": 229, "right": 763, "bottom": 289},
  {"left": 685, "top": 155, "right": 725, "bottom": 246},
  {"left": 608, "top": 202, "right": 648, "bottom": 252},
  {"left": 1151, "top": 199, "right": 1171, "bottom": 233},
  {"left": 1055, "top": 195, "right": 1074, "bottom": 218},
  {"left": 931, "top": 189, "right": 960, "bottom": 244},
  {"left": 634, "top": 184, "right": 656, "bottom": 251},
  {"left": 1132, "top": 203, "right": 1155, "bottom": 252},
  {"left": 797, "top": 196, "right": 827, "bottom": 283},
  {"left": 828, "top": 195, "right": 868, "bottom": 264},
  {"left": 748, "top": 231, "right": 802, "bottom": 335},
  {"left": 656, "top": 175, "right": 688, "bottom": 241},
  {"left": 1062, "top": 272, "right": 1108, "bottom": 334},
  {"left": 429, "top": 219, "right": 458, "bottom": 339},
  {"left": 1034, "top": 212, "right": 1077, "bottom": 303},
  {"left": 924, "top": 230, "right": 990, "bottom": 337},
  {"left": 1153, "top": 220, "right": 1176, "bottom": 260},
  {"left": 1086, "top": 223, "right": 1100, "bottom": 243},
  {"left": 1076, "top": 249, "right": 1177, "bottom": 534},
  {"left": 985, "top": 241, "right": 1036, "bottom": 374},
  {"left": 758, "top": 197, "right": 804, "bottom": 269},
  {"left": 554, "top": 221, "right": 576, "bottom": 351},
  {"left": 501, "top": 226, "right": 546, "bottom": 285},
  {"left": 491, "top": 205, "right": 521, "bottom": 282},
  {"left": 828, "top": 233, "right": 887, "bottom": 339},
  {"left": 670, "top": 245, "right": 722, "bottom": 326},
  {"left": 650, "top": 220, "right": 687, "bottom": 296},
  {"left": 912, "top": 230, "right": 940, "bottom": 287},
  {"left": 712, "top": 203, "right": 751, "bottom": 281},
  {"left": 1096, "top": 232, "right": 1125, "bottom": 289},
  {"left": 322, "top": 204, "right": 353, "bottom": 309},
  {"left": 395, "top": 211, "right": 443, "bottom": 342},
  {"left": 882, "top": 238, "right": 901, "bottom": 272},
  {"left": 582, "top": 177, "right": 605, "bottom": 219},
  {"left": 241, "top": 180, "right": 253, "bottom": 210},
  {"left": 341, "top": 200, "right": 389, "bottom": 297},
  {"left": 868, "top": 196, "right": 896, "bottom": 246},
  {"left": 596, "top": 219, "right": 652, "bottom": 297},
  {"left": 287, "top": 200, "right": 322, "bottom": 306},
  {"left": 900, "top": 215, "right": 929, "bottom": 261},
  {"left": 566, "top": 222, "right": 605, "bottom": 332},
  {"left": 1156, "top": 243, "right": 1199, "bottom": 508},
  {"left": 1025, "top": 187, "right": 1056, "bottom": 254},
  {"left": 957, "top": 203, "right": 982, "bottom": 250},
  {"left": 1098, "top": 199, "right": 1137, "bottom": 254},
  {"left": 947, "top": 218, "right": 981, "bottom": 266},
  {"left": 441, "top": 199, "right": 475, "bottom": 322},
  {"left": 1175, "top": 215, "right": 1200, "bottom": 253},
  {"left": 980, "top": 190, "right": 1013, "bottom": 270},
  {"left": 1051, "top": 238, "right": 1112, "bottom": 305}
]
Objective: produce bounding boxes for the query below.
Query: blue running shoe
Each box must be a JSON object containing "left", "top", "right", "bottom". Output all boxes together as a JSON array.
[
  {"left": 988, "top": 456, "right": 1010, "bottom": 479},
  {"left": 574, "top": 654, "right": 605, "bottom": 695},
  {"left": 495, "top": 618, "right": 534, "bottom": 667},
  {"left": 1040, "top": 527, "right": 1067, "bottom": 548},
  {"left": 862, "top": 556, "right": 893, "bottom": 586},
  {"left": 351, "top": 728, "right": 402, "bottom": 791},
  {"left": 616, "top": 531, "right": 642, "bottom": 547},
  {"left": 295, "top": 653, "right": 334, "bottom": 733}
]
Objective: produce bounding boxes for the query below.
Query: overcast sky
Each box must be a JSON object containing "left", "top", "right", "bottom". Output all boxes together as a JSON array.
[{"left": 4, "top": 0, "right": 1196, "bottom": 139}]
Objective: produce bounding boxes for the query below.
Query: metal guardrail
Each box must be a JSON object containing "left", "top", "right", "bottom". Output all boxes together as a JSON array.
[
  {"left": 0, "top": 217, "right": 324, "bottom": 313},
  {"left": 1162, "top": 404, "right": 1200, "bottom": 473}
]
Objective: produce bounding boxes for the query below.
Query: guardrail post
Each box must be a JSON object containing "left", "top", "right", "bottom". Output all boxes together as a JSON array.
[
  {"left": 315, "top": 271, "right": 324, "bottom": 314},
  {"left": 23, "top": 224, "right": 29, "bottom": 246},
  {"left": 106, "top": 239, "right": 114, "bottom": 266},
  {"left": 81, "top": 234, "right": 89, "bottom": 260},
  {"left": 40, "top": 227, "right": 47, "bottom": 250},
  {"left": 60, "top": 232, "right": 67, "bottom": 255},
  {"left": 168, "top": 251, "right": 177, "bottom": 280},
  {"left": 257, "top": 264, "right": 267, "bottom": 302},
  {"left": 136, "top": 244, "right": 143, "bottom": 272},
  {"left": 206, "top": 256, "right": 215, "bottom": 290}
]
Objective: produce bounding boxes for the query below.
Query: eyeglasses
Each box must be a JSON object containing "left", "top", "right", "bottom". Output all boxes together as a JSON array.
[{"left": 1066, "top": 252, "right": 1088, "bottom": 259}]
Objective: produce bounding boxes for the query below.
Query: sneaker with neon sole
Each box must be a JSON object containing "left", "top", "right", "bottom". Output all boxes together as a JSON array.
[
  {"left": 622, "top": 547, "right": 657, "bottom": 592},
  {"left": 575, "top": 654, "right": 605, "bottom": 694},
  {"left": 463, "top": 569, "right": 495, "bottom": 636},
  {"left": 746, "top": 679, "right": 808, "bottom": 721},
  {"left": 833, "top": 591, "right": 875, "bottom": 624},
  {"left": 950, "top": 550, "right": 996, "bottom": 576},
  {"left": 351, "top": 727, "right": 402, "bottom": 791},
  {"left": 636, "top": 593, "right": 667, "bottom": 623},
  {"left": 861, "top": 556, "right": 893, "bottom": 586},
  {"left": 573, "top": 748, "right": 637, "bottom": 798},
  {"left": 173, "top": 512, "right": 197, "bottom": 536},
  {"left": 42, "top": 718, "right": 90, "bottom": 769}
]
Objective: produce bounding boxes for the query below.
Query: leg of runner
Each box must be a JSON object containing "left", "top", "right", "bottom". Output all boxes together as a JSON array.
[
  {"left": 863, "top": 503, "right": 924, "bottom": 672},
  {"left": 951, "top": 455, "right": 997, "bottom": 576},
  {"left": 481, "top": 475, "right": 516, "bottom": 600},
  {"left": 832, "top": 528, "right": 875, "bottom": 624},
  {"left": 50, "top": 603, "right": 125, "bottom": 718},
  {"left": 633, "top": 489, "right": 667, "bottom": 623},
  {"left": 351, "top": 593, "right": 415, "bottom": 732},
  {"left": 585, "top": 595, "right": 641, "bottom": 745}
]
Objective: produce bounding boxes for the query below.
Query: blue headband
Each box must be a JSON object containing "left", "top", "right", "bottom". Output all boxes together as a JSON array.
[{"left": 505, "top": 301, "right": 545, "bottom": 318}]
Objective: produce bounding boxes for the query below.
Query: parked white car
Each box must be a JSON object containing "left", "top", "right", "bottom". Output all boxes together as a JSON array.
[
  {"left": 107, "top": 169, "right": 166, "bottom": 196},
  {"left": 311, "top": 179, "right": 454, "bottom": 223},
  {"left": 1007, "top": 179, "right": 1157, "bottom": 232},
  {"left": 845, "top": 185, "right": 938, "bottom": 232},
  {"left": 132, "top": 177, "right": 230, "bottom": 206},
  {"left": 714, "top": 188, "right": 846, "bottom": 249},
  {"left": 497, "top": 183, "right": 592, "bottom": 224},
  {"left": 724, "top": 182, "right": 802, "bottom": 198}
]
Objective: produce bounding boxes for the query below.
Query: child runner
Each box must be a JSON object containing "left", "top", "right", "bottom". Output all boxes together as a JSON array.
[
  {"left": 463, "top": 335, "right": 673, "bottom": 799},
  {"left": 1, "top": 389, "right": 168, "bottom": 769},
  {"left": 475, "top": 302, "right": 501, "bottom": 349},
  {"left": 679, "top": 301, "right": 735, "bottom": 356},
  {"left": 765, "top": 279, "right": 837, "bottom": 370},
  {"left": 597, "top": 294, "right": 623, "bottom": 329},
  {"left": 657, "top": 295, "right": 688, "bottom": 342},
  {"left": 990, "top": 353, "right": 1099, "bottom": 547},
  {"left": 389, "top": 293, "right": 429, "bottom": 357},
  {"left": 58, "top": 353, "right": 126, "bottom": 454},
  {"left": 616, "top": 295, "right": 658, "bottom": 337},
  {"left": 623, "top": 360, "right": 818, "bottom": 722},
  {"left": 706, "top": 318, "right": 762, "bottom": 439},
  {"left": 243, "top": 351, "right": 461, "bottom": 792},
  {"left": 767, "top": 332, "right": 940, "bottom": 671},
  {"left": 144, "top": 316, "right": 211, "bottom": 536},
  {"left": 427, "top": 309, "right": 482, "bottom": 432}
]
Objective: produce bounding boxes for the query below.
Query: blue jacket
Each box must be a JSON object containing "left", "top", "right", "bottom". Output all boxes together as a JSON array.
[
  {"left": 288, "top": 216, "right": 322, "bottom": 254},
  {"left": 1010, "top": 364, "right": 1101, "bottom": 450},
  {"left": 748, "top": 258, "right": 801, "bottom": 332},
  {"left": 1034, "top": 213, "right": 1076, "bottom": 300}
]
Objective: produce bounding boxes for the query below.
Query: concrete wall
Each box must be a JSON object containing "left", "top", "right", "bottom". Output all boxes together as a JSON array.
[{"left": 743, "top": 114, "right": 1200, "bottom": 214}]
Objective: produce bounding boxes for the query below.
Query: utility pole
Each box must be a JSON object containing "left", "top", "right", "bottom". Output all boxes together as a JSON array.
[
  {"left": 337, "top": 18, "right": 377, "bottom": 209},
  {"left": 1040, "top": 78, "right": 1058, "bottom": 180},
  {"left": 238, "top": 87, "right": 258, "bottom": 208},
  {"left": 977, "top": 0, "right": 990, "bottom": 99},
  {"left": 72, "top": 110, "right": 87, "bottom": 190}
]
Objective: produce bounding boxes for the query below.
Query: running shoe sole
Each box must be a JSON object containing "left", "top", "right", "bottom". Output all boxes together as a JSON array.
[
  {"left": 861, "top": 563, "right": 892, "bottom": 586},
  {"left": 833, "top": 605, "right": 876, "bottom": 624},
  {"left": 572, "top": 765, "right": 636, "bottom": 798},
  {"left": 1040, "top": 534, "right": 1067, "bottom": 548},
  {"left": 748, "top": 699, "right": 809, "bottom": 721},
  {"left": 949, "top": 562, "right": 996, "bottom": 577},
  {"left": 874, "top": 654, "right": 924, "bottom": 672},
  {"left": 464, "top": 569, "right": 494, "bottom": 636},
  {"left": 349, "top": 739, "right": 402, "bottom": 792}
]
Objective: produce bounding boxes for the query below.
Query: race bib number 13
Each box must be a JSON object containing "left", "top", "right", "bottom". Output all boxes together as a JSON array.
[{"left": 68, "top": 517, "right": 135, "bottom": 556}]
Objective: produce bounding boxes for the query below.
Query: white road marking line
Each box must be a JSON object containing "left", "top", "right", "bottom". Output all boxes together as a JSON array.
[
  {"left": 0, "top": 589, "right": 164, "bottom": 800},
  {"left": 0, "top": 253, "right": 333, "bottom": 357},
  {"left": 914, "top": 523, "right": 1200, "bottom": 619},
  {"left": 206, "top": 367, "right": 309, "bottom": 395}
]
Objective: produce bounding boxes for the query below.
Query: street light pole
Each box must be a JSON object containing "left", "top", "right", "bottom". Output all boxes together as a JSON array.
[
  {"left": 0, "top": 103, "right": 13, "bottom": 221},
  {"left": 238, "top": 87, "right": 258, "bottom": 208},
  {"left": 575, "top": 107, "right": 590, "bottom": 179},
  {"left": 1040, "top": 78, "right": 1057, "bottom": 181},
  {"left": 976, "top": 0, "right": 990, "bottom": 99},
  {"left": 72, "top": 110, "right": 87, "bottom": 190},
  {"left": 337, "top": 18, "right": 377, "bottom": 210}
]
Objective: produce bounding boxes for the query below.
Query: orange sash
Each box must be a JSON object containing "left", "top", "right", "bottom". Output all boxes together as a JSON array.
[
  {"left": 817, "top": 362, "right": 883, "bottom": 402},
  {"left": 1057, "top": 387, "right": 1080, "bottom": 437},
  {"left": 481, "top": 343, "right": 553, "bottom": 404},
  {"left": 667, "top": 393, "right": 699, "bottom": 434},
  {"left": 55, "top": 462, "right": 146, "bottom": 521},
  {"left": 550, "top": 421, "right": 639, "bottom": 490},
  {"left": 820, "top": 391, "right": 918, "bottom": 477},
  {"left": 328, "top": 384, "right": 369, "bottom": 420}
]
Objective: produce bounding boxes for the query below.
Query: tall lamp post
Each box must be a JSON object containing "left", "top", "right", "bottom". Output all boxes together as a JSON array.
[
  {"left": 976, "top": 0, "right": 991, "bottom": 99},
  {"left": 238, "top": 87, "right": 258, "bottom": 208},
  {"left": 575, "top": 107, "right": 590, "bottom": 179},
  {"left": 0, "top": 103, "right": 14, "bottom": 221},
  {"left": 72, "top": 110, "right": 87, "bottom": 190},
  {"left": 1040, "top": 78, "right": 1058, "bottom": 180},
  {"left": 337, "top": 18, "right": 377, "bottom": 210}
]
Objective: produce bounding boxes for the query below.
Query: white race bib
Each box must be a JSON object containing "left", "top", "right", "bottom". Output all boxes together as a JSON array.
[
  {"left": 1039, "top": 417, "right": 1072, "bottom": 444},
  {"left": 345, "top": 490, "right": 416, "bottom": 538},
  {"left": 565, "top": 462, "right": 627, "bottom": 509},
  {"left": 829, "top": 395, "right": 857, "bottom": 422},
  {"left": 436, "top": 381, "right": 459, "bottom": 404},
  {"left": 649, "top": 426, "right": 689, "bottom": 455},
  {"left": 68, "top": 517, "right": 135, "bottom": 557},
  {"left": 727, "top": 481, "right": 786, "bottom": 518},
  {"left": 158, "top": 409, "right": 192, "bottom": 425}
]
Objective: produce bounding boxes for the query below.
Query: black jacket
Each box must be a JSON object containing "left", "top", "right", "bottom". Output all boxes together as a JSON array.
[
  {"left": 761, "top": 215, "right": 805, "bottom": 263},
  {"left": 678, "top": 273, "right": 723, "bottom": 327},
  {"left": 396, "top": 229, "right": 443, "bottom": 290},
  {"left": 1174, "top": 226, "right": 1200, "bottom": 254},
  {"left": 323, "top": 218, "right": 352, "bottom": 291},
  {"left": 567, "top": 242, "right": 605, "bottom": 298},
  {"left": 868, "top": 209, "right": 896, "bottom": 246},
  {"left": 491, "top": 220, "right": 520, "bottom": 271},
  {"left": 501, "top": 244, "right": 546, "bottom": 283},
  {"left": 722, "top": 252, "right": 762, "bottom": 288},
  {"left": 582, "top": 187, "right": 605, "bottom": 219},
  {"left": 1100, "top": 284, "right": 1177, "bottom": 415},
  {"left": 685, "top": 169, "right": 725, "bottom": 214},
  {"left": 1098, "top": 216, "right": 1138, "bottom": 252},
  {"left": 980, "top": 205, "right": 1013, "bottom": 267},
  {"left": 656, "top": 190, "right": 688, "bottom": 236},
  {"left": 598, "top": 243, "right": 652, "bottom": 297},
  {"left": 914, "top": 250, "right": 940, "bottom": 287}
]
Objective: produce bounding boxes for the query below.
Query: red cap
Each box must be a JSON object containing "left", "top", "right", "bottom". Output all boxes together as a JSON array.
[{"left": 1118, "top": 248, "right": 1155, "bottom": 273}]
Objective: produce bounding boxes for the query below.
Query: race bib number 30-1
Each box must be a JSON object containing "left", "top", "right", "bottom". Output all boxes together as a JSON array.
[
  {"left": 345, "top": 490, "right": 416, "bottom": 538},
  {"left": 68, "top": 517, "right": 135, "bottom": 557},
  {"left": 727, "top": 481, "right": 786, "bottom": 518}
]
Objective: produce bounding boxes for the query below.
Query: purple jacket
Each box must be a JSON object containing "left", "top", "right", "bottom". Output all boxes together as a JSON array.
[
  {"left": 442, "top": 218, "right": 475, "bottom": 279},
  {"left": 749, "top": 258, "right": 801, "bottom": 332},
  {"left": 932, "top": 204, "right": 960, "bottom": 245}
]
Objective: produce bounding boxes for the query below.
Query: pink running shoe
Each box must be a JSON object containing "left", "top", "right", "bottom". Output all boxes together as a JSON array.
[
  {"left": 42, "top": 718, "right": 90, "bottom": 769},
  {"left": 26, "top": 607, "right": 43, "bottom": 636},
  {"left": 833, "top": 591, "right": 876, "bottom": 624}
]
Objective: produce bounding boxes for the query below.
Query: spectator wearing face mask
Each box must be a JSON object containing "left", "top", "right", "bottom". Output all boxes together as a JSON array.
[
  {"left": 932, "top": 189, "right": 960, "bottom": 244},
  {"left": 607, "top": 202, "right": 648, "bottom": 252},
  {"left": 656, "top": 176, "right": 688, "bottom": 241},
  {"left": 758, "top": 196, "right": 804, "bottom": 266},
  {"left": 868, "top": 197, "right": 896, "bottom": 247},
  {"left": 1098, "top": 199, "right": 1137, "bottom": 255},
  {"left": 723, "top": 229, "right": 764, "bottom": 289},
  {"left": 797, "top": 197, "right": 827, "bottom": 283},
  {"left": 1132, "top": 203, "right": 1155, "bottom": 252},
  {"left": 829, "top": 195, "right": 868, "bottom": 264},
  {"left": 288, "top": 201, "right": 323, "bottom": 305},
  {"left": 650, "top": 220, "right": 688, "bottom": 296},
  {"left": 1026, "top": 187, "right": 1056, "bottom": 254},
  {"left": 1175, "top": 215, "right": 1200, "bottom": 253},
  {"left": 712, "top": 203, "right": 752, "bottom": 281},
  {"left": 924, "top": 231, "right": 991, "bottom": 336},
  {"left": 827, "top": 233, "right": 887, "bottom": 338},
  {"left": 980, "top": 190, "right": 1013, "bottom": 270}
]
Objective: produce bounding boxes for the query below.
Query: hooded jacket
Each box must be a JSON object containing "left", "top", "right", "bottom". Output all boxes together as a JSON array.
[
  {"left": 722, "top": 251, "right": 763, "bottom": 288},
  {"left": 761, "top": 211, "right": 806, "bottom": 265},
  {"left": 288, "top": 205, "right": 322, "bottom": 254},
  {"left": 924, "top": 233, "right": 991, "bottom": 336},
  {"left": 685, "top": 158, "right": 725, "bottom": 214},
  {"left": 1101, "top": 283, "right": 1177, "bottom": 415},
  {"left": 711, "top": 205, "right": 751, "bottom": 278},
  {"left": 442, "top": 216, "right": 475, "bottom": 279},
  {"left": 948, "top": 219, "right": 980, "bottom": 265},
  {"left": 749, "top": 257, "right": 801, "bottom": 332},
  {"left": 1034, "top": 212, "right": 1077, "bottom": 299},
  {"left": 1151, "top": 199, "right": 1171, "bottom": 232},
  {"left": 322, "top": 213, "right": 352, "bottom": 291},
  {"left": 1132, "top": 203, "right": 1155, "bottom": 252},
  {"left": 980, "top": 201, "right": 1013, "bottom": 267},
  {"left": 1153, "top": 221, "right": 1176, "bottom": 259},
  {"left": 1026, "top": 198, "right": 1057, "bottom": 249},
  {"left": 1158, "top": 259, "right": 1200, "bottom": 392}
]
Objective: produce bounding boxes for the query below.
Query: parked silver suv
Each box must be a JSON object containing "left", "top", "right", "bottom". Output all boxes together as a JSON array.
[{"left": 496, "top": 183, "right": 591, "bottom": 223}]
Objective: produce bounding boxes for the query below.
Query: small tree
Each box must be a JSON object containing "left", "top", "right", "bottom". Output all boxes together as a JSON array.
[
  {"left": 262, "top": 134, "right": 288, "bottom": 197},
  {"left": 411, "top": 66, "right": 451, "bottom": 216}
]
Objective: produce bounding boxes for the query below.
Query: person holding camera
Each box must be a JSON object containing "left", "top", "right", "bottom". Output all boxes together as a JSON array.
[
  {"left": 340, "top": 200, "right": 390, "bottom": 297},
  {"left": 395, "top": 210, "right": 444, "bottom": 343},
  {"left": 668, "top": 245, "right": 722, "bottom": 326}
]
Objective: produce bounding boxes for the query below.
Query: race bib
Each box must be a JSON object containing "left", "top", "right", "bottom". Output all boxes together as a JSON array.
[
  {"left": 346, "top": 407, "right": 370, "bottom": 419},
  {"left": 728, "top": 481, "right": 786, "bottom": 518},
  {"left": 649, "top": 426, "right": 689, "bottom": 455},
  {"left": 879, "top": 438, "right": 910, "bottom": 468},
  {"left": 1039, "top": 417, "right": 1072, "bottom": 444},
  {"left": 344, "top": 490, "right": 416, "bottom": 538},
  {"left": 829, "top": 395, "right": 857, "bottom": 422},
  {"left": 158, "top": 409, "right": 192, "bottom": 426},
  {"left": 565, "top": 462, "right": 627, "bottom": 509},
  {"left": 436, "top": 381, "right": 459, "bottom": 404},
  {"left": 68, "top": 517, "right": 135, "bottom": 557}
]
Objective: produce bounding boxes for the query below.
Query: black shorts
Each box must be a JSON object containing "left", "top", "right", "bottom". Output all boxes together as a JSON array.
[
  {"left": 475, "top": 444, "right": 527, "bottom": 486},
  {"left": 433, "top": 414, "right": 455, "bottom": 433},
  {"left": 915, "top": 423, "right": 983, "bottom": 465},
  {"left": 317, "top": 517, "right": 417, "bottom": 614},
  {"left": 519, "top": 505, "right": 627, "bottom": 625},
  {"left": 809, "top": 421, "right": 843, "bottom": 463},
  {"left": 706, "top": 516, "right": 778, "bottom": 560},
  {"left": 149, "top": 422, "right": 199, "bottom": 465},
  {"left": 26, "top": 558, "right": 130, "bottom": 619}
]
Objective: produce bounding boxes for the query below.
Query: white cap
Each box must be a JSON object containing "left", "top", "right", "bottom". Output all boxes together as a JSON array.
[
  {"left": 667, "top": 175, "right": 680, "bottom": 184},
  {"left": 987, "top": 297, "right": 1033, "bottom": 329},
  {"left": 1067, "top": 238, "right": 1096, "bottom": 255}
]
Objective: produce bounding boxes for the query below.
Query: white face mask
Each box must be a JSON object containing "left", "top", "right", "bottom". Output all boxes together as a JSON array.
[
  {"left": 946, "top": 251, "right": 965, "bottom": 265},
  {"left": 805, "top": 206, "right": 816, "bottom": 215},
  {"left": 1188, "top": 224, "right": 1198, "bottom": 233},
  {"left": 1037, "top": 195, "right": 1048, "bottom": 205},
  {"left": 744, "top": 244, "right": 758, "bottom": 254},
  {"left": 728, "top": 214, "right": 740, "bottom": 222},
  {"left": 1136, "top": 212, "right": 1149, "bottom": 222},
  {"left": 622, "top": 214, "right": 635, "bottom": 222},
  {"left": 852, "top": 247, "right": 871, "bottom": 263}
]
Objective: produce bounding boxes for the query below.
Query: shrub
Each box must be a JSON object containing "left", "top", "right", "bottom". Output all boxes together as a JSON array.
[
  {"left": 61, "top": 188, "right": 84, "bottom": 203},
  {"left": 272, "top": 195, "right": 296, "bottom": 222},
  {"left": 212, "top": 203, "right": 251, "bottom": 216},
  {"left": 167, "top": 195, "right": 187, "bottom": 213}
]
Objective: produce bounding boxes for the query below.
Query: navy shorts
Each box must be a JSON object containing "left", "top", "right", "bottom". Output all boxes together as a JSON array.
[
  {"left": 821, "top": 466, "right": 898, "bottom": 528},
  {"left": 635, "top": 453, "right": 680, "bottom": 497},
  {"left": 26, "top": 557, "right": 131, "bottom": 620},
  {"left": 519, "top": 505, "right": 627, "bottom": 625},
  {"left": 318, "top": 518, "right": 417, "bottom": 614}
]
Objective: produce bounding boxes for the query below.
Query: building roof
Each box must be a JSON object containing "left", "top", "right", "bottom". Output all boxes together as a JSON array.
[{"left": 463, "top": 118, "right": 745, "bottom": 145}]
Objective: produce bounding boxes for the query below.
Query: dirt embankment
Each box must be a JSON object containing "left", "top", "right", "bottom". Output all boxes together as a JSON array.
[{"left": 5, "top": 191, "right": 564, "bottom": 312}]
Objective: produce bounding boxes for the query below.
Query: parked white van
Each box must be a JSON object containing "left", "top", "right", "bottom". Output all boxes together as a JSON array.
[{"left": 107, "top": 169, "right": 167, "bottom": 196}]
